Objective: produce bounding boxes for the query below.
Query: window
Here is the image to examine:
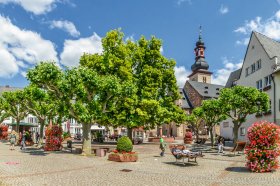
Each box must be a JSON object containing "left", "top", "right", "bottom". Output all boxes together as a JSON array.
[
  {"left": 251, "top": 64, "right": 256, "bottom": 73},
  {"left": 256, "top": 79, "right": 262, "bottom": 91},
  {"left": 257, "top": 59, "right": 261, "bottom": 70},
  {"left": 203, "top": 77, "right": 207, "bottom": 83},
  {"left": 240, "top": 127, "right": 246, "bottom": 136},
  {"left": 264, "top": 75, "right": 271, "bottom": 87},
  {"left": 246, "top": 67, "right": 249, "bottom": 76},
  {"left": 223, "top": 122, "right": 229, "bottom": 128}
]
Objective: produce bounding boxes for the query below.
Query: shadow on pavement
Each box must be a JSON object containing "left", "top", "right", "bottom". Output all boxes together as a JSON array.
[
  {"left": 21, "top": 149, "right": 49, "bottom": 156},
  {"left": 225, "top": 166, "right": 250, "bottom": 173},
  {"left": 163, "top": 161, "right": 198, "bottom": 167}
]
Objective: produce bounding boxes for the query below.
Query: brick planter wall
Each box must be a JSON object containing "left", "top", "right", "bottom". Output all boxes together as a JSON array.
[
  {"left": 108, "top": 153, "right": 138, "bottom": 162},
  {"left": 148, "top": 137, "right": 174, "bottom": 143}
]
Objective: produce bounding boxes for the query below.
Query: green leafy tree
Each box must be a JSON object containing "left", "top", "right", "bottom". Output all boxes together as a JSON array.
[
  {"left": 186, "top": 107, "right": 204, "bottom": 142},
  {"left": 23, "top": 85, "right": 61, "bottom": 146},
  {"left": 2, "top": 90, "right": 28, "bottom": 132},
  {"left": 80, "top": 29, "right": 186, "bottom": 138},
  {"left": 200, "top": 99, "right": 227, "bottom": 146},
  {"left": 27, "top": 63, "right": 125, "bottom": 155},
  {"left": 219, "top": 86, "right": 269, "bottom": 142},
  {"left": 0, "top": 97, "right": 9, "bottom": 124}
]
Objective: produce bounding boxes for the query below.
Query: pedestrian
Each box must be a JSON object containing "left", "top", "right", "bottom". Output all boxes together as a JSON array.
[
  {"left": 9, "top": 130, "right": 16, "bottom": 150},
  {"left": 218, "top": 137, "right": 224, "bottom": 154},
  {"left": 20, "top": 131, "right": 26, "bottom": 150},
  {"left": 159, "top": 137, "right": 166, "bottom": 157},
  {"left": 35, "top": 132, "right": 39, "bottom": 144}
]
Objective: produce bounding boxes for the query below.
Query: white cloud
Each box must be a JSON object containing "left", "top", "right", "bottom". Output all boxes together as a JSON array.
[
  {"left": 174, "top": 66, "right": 191, "bottom": 88},
  {"left": 212, "top": 57, "right": 242, "bottom": 85},
  {"left": 236, "top": 38, "right": 250, "bottom": 45},
  {"left": 0, "top": 15, "right": 58, "bottom": 78},
  {"left": 235, "top": 11, "right": 280, "bottom": 43},
  {"left": 50, "top": 20, "right": 80, "bottom": 37},
  {"left": 60, "top": 33, "right": 103, "bottom": 67},
  {"left": 219, "top": 5, "right": 229, "bottom": 15},
  {"left": 160, "top": 46, "right": 164, "bottom": 54},
  {"left": 0, "top": 0, "right": 57, "bottom": 15},
  {"left": 177, "top": 0, "right": 191, "bottom": 6}
]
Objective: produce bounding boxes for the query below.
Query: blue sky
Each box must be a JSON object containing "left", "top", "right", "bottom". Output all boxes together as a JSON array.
[{"left": 0, "top": 0, "right": 280, "bottom": 87}]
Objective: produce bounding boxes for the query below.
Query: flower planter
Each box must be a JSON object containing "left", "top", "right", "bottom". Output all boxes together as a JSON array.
[
  {"left": 108, "top": 153, "right": 138, "bottom": 162},
  {"left": 245, "top": 121, "right": 280, "bottom": 173}
]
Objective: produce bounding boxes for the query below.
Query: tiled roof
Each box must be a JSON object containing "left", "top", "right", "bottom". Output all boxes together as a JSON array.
[
  {"left": 254, "top": 31, "right": 280, "bottom": 58},
  {"left": 186, "top": 80, "right": 224, "bottom": 98},
  {"left": 225, "top": 69, "right": 241, "bottom": 88},
  {"left": 178, "top": 88, "right": 191, "bottom": 109},
  {"left": 0, "top": 86, "right": 22, "bottom": 95}
]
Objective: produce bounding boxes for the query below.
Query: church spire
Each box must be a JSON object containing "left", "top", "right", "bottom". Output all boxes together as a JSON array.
[
  {"left": 188, "top": 26, "right": 212, "bottom": 84},
  {"left": 191, "top": 26, "right": 209, "bottom": 72}
]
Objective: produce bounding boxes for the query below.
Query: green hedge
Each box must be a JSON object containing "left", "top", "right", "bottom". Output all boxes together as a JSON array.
[{"left": 117, "top": 136, "right": 133, "bottom": 152}]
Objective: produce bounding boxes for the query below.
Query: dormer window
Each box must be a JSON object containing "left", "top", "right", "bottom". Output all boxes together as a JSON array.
[
  {"left": 204, "top": 91, "right": 208, "bottom": 94},
  {"left": 205, "top": 86, "right": 208, "bottom": 89}
]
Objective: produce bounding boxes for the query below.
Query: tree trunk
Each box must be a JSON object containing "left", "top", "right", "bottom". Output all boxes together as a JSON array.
[
  {"left": 127, "top": 128, "right": 133, "bottom": 141},
  {"left": 196, "top": 132, "right": 199, "bottom": 142},
  {"left": 159, "top": 126, "right": 163, "bottom": 138},
  {"left": 82, "top": 123, "right": 92, "bottom": 155},
  {"left": 38, "top": 120, "right": 45, "bottom": 147},
  {"left": 16, "top": 120, "right": 20, "bottom": 133},
  {"left": 233, "top": 122, "right": 239, "bottom": 144},
  {"left": 209, "top": 127, "right": 214, "bottom": 147}
]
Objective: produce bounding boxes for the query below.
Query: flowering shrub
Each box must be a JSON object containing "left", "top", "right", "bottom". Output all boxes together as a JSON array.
[
  {"left": 0, "top": 124, "right": 8, "bottom": 140},
  {"left": 44, "top": 125, "right": 63, "bottom": 151},
  {"left": 184, "top": 129, "right": 192, "bottom": 144},
  {"left": 245, "top": 121, "right": 280, "bottom": 172}
]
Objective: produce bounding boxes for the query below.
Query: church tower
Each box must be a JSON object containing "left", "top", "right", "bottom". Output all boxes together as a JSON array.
[{"left": 188, "top": 27, "right": 212, "bottom": 84}]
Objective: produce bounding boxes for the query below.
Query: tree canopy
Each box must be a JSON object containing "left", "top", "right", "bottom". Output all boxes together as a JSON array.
[{"left": 219, "top": 85, "right": 269, "bottom": 142}]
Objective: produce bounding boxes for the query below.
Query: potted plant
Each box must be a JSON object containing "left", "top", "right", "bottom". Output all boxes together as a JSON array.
[{"left": 108, "top": 136, "right": 138, "bottom": 162}]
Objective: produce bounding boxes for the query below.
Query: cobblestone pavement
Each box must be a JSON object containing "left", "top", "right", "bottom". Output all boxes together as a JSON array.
[{"left": 0, "top": 141, "right": 280, "bottom": 186}]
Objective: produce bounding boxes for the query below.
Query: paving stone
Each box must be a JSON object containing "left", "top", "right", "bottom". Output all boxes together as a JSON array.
[{"left": 0, "top": 142, "right": 279, "bottom": 186}]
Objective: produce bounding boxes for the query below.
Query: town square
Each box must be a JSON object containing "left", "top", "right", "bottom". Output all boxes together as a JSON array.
[{"left": 0, "top": 0, "right": 280, "bottom": 186}]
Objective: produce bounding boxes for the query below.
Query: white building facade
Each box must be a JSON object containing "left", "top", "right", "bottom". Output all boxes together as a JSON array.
[{"left": 221, "top": 31, "right": 280, "bottom": 141}]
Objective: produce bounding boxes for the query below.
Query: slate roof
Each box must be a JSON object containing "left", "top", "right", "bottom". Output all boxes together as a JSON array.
[
  {"left": 225, "top": 69, "right": 241, "bottom": 88},
  {"left": 0, "top": 86, "right": 22, "bottom": 95},
  {"left": 254, "top": 31, "right": 280, "bottom": 58},
  {"left": 186, "top": 80, "right": 224, "bottom": 98},
  {"left": 178, "top": 88, "right": 191, "bottom": 109}
]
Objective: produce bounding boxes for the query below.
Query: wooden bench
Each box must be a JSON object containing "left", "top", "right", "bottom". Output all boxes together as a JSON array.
[
  {"left": 231, "top": 141, "right": 246, "bottom": 155},
  {"left": 169, "top": 145, "right": 204, "bottom": 165}
]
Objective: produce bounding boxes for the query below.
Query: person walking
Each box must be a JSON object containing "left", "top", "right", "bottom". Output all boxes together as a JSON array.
[
  {"left": 159, "top": 138, "right": 166, "bottom": 157},
  {"left": 35, "top": 132, "right": 39, "bottom": 144},
  {"left": 20, "top": 131, "right": 26, "bottom": 150},
  {"left": 9, "top": 130, "right": 17, "bottom": 150},
  {"left": 218, "top": 137, "right": 224, "bottom": 154}
]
